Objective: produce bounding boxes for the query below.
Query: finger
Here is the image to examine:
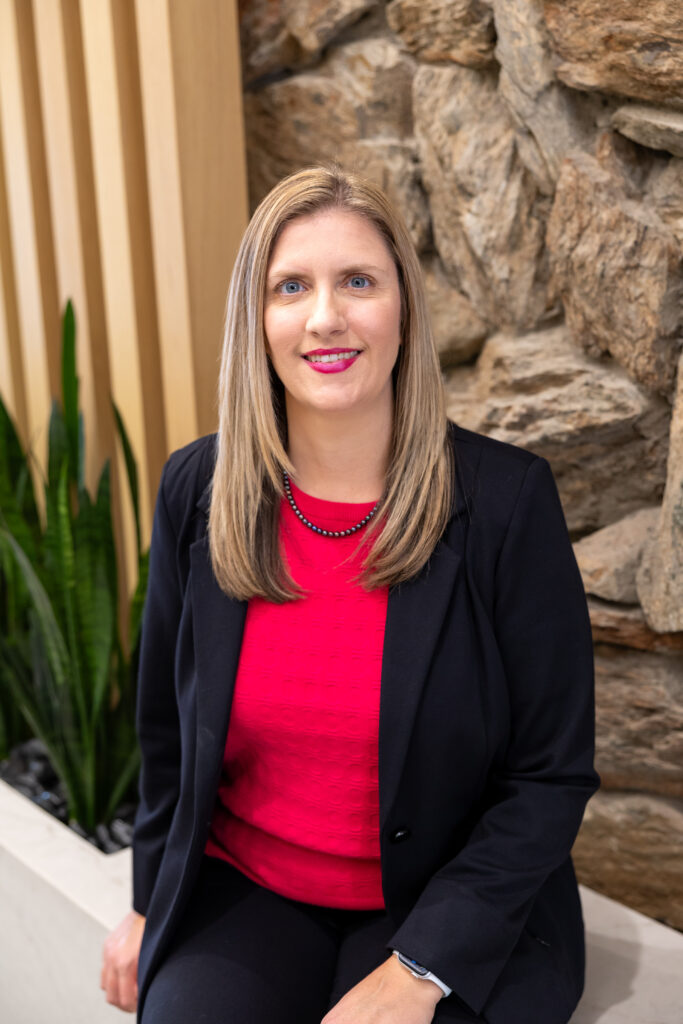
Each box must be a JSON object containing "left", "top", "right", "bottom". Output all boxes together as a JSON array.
[
  {"left": 104, "top": 969, "right": 120, "bottom": 1009},
  {"left": 117, "top": 967, "right": 138, "bottom": 1013}
]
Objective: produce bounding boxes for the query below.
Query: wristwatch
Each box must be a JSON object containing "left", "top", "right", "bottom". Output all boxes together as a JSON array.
[{"left": 392, "top": 950, "right": 452, "bottom": 997}]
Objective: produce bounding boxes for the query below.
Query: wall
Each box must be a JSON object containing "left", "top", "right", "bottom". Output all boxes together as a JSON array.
[{"left": 239, "top": 0, "right": 683, "bottom": 929}]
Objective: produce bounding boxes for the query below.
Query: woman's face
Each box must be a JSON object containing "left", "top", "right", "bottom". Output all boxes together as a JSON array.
[{"left": 263, "top": 209, "right": 402, "bottom": 424}]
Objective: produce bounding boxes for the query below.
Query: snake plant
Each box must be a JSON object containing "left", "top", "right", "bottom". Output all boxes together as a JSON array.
[{"left": 0, "top": 300, "right": 149, "bottom": 830}]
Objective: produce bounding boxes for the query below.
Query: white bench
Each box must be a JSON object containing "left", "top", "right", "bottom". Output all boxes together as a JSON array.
[{"left": 0, "top": 779, "right": 680, "bottom": 1023}]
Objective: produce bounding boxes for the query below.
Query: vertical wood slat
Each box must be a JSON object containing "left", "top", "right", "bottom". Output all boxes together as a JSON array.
[
  {"left": 0, "top": 97, "right": 28, "bottom": 439},
  {"left": 134, "top": 0, "right": 198, "bottom": 455},
  {"left": 168, "top": 0, "right": 249, "bottom": 439}
]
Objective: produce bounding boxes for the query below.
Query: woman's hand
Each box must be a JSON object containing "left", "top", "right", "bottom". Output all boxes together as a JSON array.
[
  {"left": 100, "top": 909, "right": 146, "bottom": 1012},
  {"left": 321, "top": 954, "right": 443, "bottom": 1024}
]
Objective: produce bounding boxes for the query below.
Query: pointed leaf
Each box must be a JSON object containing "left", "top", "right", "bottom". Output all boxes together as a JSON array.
[
  {"left": 112, "top": 401, "right": 141, "bottom": 559},
  {"left": 47, "top": 401, "right": 69, "bottom": 494},
  {"left": 0, "top": 530, "right": 70, "bottom": 689},
  {"left": 61, "top": 300, "right": 79, "bottom": 487},
  {"left": 129, "top": 549, "right": 149, "bottom": 653}
]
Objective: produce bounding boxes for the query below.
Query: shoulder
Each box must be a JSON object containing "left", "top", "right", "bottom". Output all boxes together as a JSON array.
[
  {"left": 447, "top": 420, "right": 546, "bottom": 511},
  {"left": 159, "top": 433, "right": 217, "bottom": 522},
  {"left": 444, "top": 422, "right": 571, "bottom": 580}
]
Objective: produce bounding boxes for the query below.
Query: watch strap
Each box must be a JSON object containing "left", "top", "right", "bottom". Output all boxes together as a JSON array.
[{"left": 392, "top": 950, "right": 452, "bottom": 998}]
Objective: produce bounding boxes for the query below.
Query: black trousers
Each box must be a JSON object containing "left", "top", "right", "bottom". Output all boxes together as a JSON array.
[{"left": 142, "top": 855, "right": 483, "bottom": 1023}]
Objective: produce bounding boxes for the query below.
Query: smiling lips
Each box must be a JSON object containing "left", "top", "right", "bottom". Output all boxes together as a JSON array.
[{"left": 303, "top": 348, "right": 361, "bottom": 373}]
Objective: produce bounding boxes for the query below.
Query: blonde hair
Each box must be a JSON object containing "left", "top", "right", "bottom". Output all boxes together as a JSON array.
[{"left": 209, "top": 165, "right": 454, "bottom": 602}]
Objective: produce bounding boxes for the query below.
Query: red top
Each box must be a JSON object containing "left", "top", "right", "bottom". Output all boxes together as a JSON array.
[{"left": 205, "top": 479, "right": 389, "bottom": 908}]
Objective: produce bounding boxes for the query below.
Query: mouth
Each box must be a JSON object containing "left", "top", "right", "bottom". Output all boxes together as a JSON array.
[
  {"left": 303, "top": 349, "right": 361, "bottom": 364},
  {"left": 302, "top": 348, "right": 362, "bottom": 374}
]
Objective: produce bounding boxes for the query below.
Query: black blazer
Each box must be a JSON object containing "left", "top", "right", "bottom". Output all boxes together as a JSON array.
[{"left": 132, "top": 421, "right": 599, "bottom": 1023}]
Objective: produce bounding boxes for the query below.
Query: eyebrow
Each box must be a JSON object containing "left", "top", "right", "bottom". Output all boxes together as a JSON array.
[{"left": 267, "top": 263, "right": 388, "bottom": 283}]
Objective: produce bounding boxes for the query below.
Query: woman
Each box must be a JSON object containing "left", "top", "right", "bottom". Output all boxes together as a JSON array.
[{"left": 101, "top": 166, "right": 599, "bottom": 1024}]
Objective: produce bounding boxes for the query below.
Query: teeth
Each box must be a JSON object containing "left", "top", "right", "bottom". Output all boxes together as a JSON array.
[{"left": 306, "top": 351, "right": 360, "bottom": 363}]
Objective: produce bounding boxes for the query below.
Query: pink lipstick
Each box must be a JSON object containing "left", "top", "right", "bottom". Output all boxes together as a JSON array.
[{"left": 302, "top": 348, "right": 361, "bottom": 374}]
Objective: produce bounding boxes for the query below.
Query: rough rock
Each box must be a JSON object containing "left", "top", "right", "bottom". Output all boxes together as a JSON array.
[
  {"left": 542, "top": 1, "right": 683, "bottom": 110},
  {"left": 613, "top": 104, "right": 683, "bottom": 160},
  {"left": 286, "top": 0, "right": 378, "bottom": 57},
  {"left": 414, "top": 64, "right": 556, "bottom": 331},
  {"left": 336, "top": 140, "right": 431, "bottom": 253},
  {"left": 573, "top": 791, "right": 683, "bottom": 931},
  {"left": 587, "top": 597, "right": 683, "bottom": 654},
  {"left": 387, "top": 0, "right": 495, "bottom": 67},
  {"left": 244, "top": 39, "right": 424, "bottom": 241},
  {"left": 493, "top": 0, "right": 605, "bottom": 195},
  {"left": 589, "top": 598, "right": 683, "bottom": 651},
  {"left": 646, "top": 157, "right": 683, "bottom": 253},
  {"left": 422, "top": 257, "right": 488, "bottom": 367},
  {"left": 593, "top": 643, "right": 683, "bottom": 797},
  {"left": 444, "top": 325, "right": 670, "bottom": 534},
  {"left": 573, "top": 506, "right": 660, "bottom": 603},
  {"left": 637, "top": 350, "right": 683, "bottom": 632},
  {"left": 547, "top": 149, "right": 683, "bottom": 398},
  {"left": 239, "top": 0, "right": 378, "bottom": 82}
]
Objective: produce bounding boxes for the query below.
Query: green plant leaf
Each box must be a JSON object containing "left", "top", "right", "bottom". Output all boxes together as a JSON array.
[
  {"left": 0, "top": 397, "right": 40, "bottom": 537},
  {"left": 0, "top": 529, "right": 70, "bottom": 691},
  {"left": 47, "top": 401, "right": 69, "bottom": 496},
  {"left": 112, "top": 401, "right": 141, "bottom": 560},
  {"left": 55, "top": 463, "right": 87, "bottom": 735},
  {"left": 0, "top": 399, "right": 40, "bottom": 562},
  {"left": 61, "top": 300, "right": 80, "bottom": 488},
  {"left": 0, "top": 300, "right": 146, "bottom": 830},
  {"left": 102, "top": 742, "right": 140, "bottom": 824},
  {"left": 129, "top": 549, "right": 149, "bottom": 653}
]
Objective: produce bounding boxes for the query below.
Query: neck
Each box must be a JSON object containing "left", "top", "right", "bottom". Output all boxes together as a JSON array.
[{"left": 285, "top": 401, "right": 392, "bottom": 503}]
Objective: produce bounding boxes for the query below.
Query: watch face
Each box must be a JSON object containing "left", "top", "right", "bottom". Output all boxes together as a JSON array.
[{"left": 397, "top": 952, "right": 429, "bottom": 976}]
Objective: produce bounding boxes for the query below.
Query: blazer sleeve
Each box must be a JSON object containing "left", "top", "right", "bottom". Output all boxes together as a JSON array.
[
  {"left": 388, "top": 455, "right": 600, "bottom": 1014},
  {"left": 132, "top": 461, "right": 183, "bottom": 916}
]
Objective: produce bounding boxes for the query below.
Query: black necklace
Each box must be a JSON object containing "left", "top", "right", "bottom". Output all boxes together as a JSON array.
[{"left": 283, "top": 472, "right": 379, "bottom": 538}]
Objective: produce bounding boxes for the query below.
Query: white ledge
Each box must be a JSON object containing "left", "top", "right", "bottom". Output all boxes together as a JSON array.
[{"left": 1, "top": 779, "right": 682, "bottom": 1023}]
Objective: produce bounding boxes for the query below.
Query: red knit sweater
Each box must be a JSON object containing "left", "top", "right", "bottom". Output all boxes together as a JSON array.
[{"left": 205, "top": 479, "right": 388, "bottom": 908}]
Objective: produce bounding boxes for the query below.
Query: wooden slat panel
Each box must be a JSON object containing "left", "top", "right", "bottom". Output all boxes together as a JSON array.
[
  {"left": 13, "top": 0, "right": 61, "bottom": 408},
  {"left": 134, "top": 0, "right": 198, "bottom": 455},
  {"left": 167, "top": 0, "right": 248, "bottom": 438},
  {"left": 0, "top": 98, "right": 28, "bottom": 438},
  {"left": 32, "top": 0, "right": 104, "bottom": 493},
  {"left": 109, "top": 0, "right": 166, "bottom": 501},
  {"left": 1, "top": 0, "right": 249, "bottom": 572},
  {"left": 79, "top": 0, "right": 151, "bottom": 592},
  {"left": 0, "top": 0, "right": 52, "bottom": 463}
]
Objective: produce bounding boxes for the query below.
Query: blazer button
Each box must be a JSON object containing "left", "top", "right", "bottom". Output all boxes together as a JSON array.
[{"left": 390, "top": 827, "right": 411, "bottom": 843}]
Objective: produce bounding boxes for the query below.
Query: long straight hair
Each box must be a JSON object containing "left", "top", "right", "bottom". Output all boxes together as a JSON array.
[{"left": 209, "top": 166, "right": 454, "bottom": 602}]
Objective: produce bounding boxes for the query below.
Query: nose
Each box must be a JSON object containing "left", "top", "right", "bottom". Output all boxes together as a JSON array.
[{"left": 305, "top": 286, "right": 346, "bottom": 338}]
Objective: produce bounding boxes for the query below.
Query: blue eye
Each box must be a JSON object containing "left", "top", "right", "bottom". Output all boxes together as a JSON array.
[
  {"left": 349, "top": 275, "right": 370, "bottom": 289},
  {"left": 280, "top": 280, "right": 303, "bottom": 294}
]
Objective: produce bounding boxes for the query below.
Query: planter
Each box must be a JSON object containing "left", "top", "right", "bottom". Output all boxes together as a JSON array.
[
  {"left": 0, "top": 780, "right": 131, "bottom": 1024},
  {"left": 1, "top": 777, "right": 681, "bottom": 1023}
]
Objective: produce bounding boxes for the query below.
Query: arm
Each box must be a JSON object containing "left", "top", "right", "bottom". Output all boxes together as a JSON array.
[
  {"left": 132, "top": 460, "right": 184, "bottom": 914},
  {"left": 387, "top": 456, "right": 599, "bottom": 1014},
  {"left": 101, "top": 461, "right": 183, "bottom": 1011}
]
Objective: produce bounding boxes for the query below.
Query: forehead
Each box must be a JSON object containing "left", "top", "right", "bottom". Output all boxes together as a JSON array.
[{"left": 268, "top": 209, "right": 392, "bottom": 265}]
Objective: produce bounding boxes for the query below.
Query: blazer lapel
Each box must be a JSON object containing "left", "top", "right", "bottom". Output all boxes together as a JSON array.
[
  {"left": 189, "top": 479, "right": 464, "bottom": 840},
  {"left": 189, "top": 533, "right": 247, "bottom": 821},
  {"left": 379, "top": 538, "right": 462, "bottom": 832}
]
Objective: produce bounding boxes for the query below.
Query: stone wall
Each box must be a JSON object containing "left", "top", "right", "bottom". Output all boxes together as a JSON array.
[{"left": 238, "top": 0, "right": 683, "bottom": 929}]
